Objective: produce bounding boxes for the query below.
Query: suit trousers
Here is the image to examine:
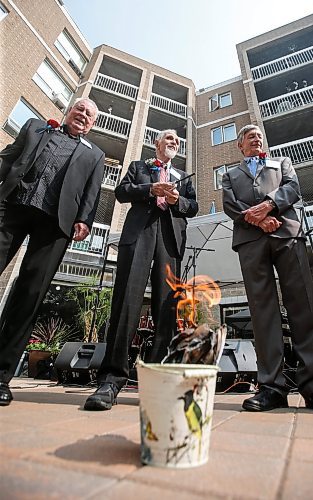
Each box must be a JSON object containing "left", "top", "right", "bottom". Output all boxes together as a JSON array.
[
  {"left": 0, "top": 203, "right": 70, "bottom": 382},
  {"left": 98, "top": 209, "right": 181, "bottom": 389},
  {"left": 238, "top": 235, "right": 313, "bottom": 397}
]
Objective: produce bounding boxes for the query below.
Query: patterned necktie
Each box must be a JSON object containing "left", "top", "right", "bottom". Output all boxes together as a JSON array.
[{"left": 157, "top": 164, "right": 168, "bottom": 210}]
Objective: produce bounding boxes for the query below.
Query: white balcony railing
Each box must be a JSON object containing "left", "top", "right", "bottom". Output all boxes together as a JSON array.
[
  {"left": 58, "top": 263, "right": 101, "bottom": 280},
  {"left": 94, "top": 73, "right": 139, "bottom": 100},
  {"left": 270, "top": 136, "right": 313, "bottom": 165},
  {"left": 259, "top": 85, "right": 313, "bottom": 118},
  {"left": 150, "top": 93, "right": 187, "bottom": 118},
  {"left": 252, "top": 45, "right": 313, "bottom": 81},
  {"left": 102, "top": 163, "right": 122, "bottom": 189},
  {"left": 68, "top": 223, "right": 110, "bottom": 256},
  {"left": 144, "top": 126, "right": 186, "bottom": 157},
  {"left": 94, "top": 112, "right": 131, "bottom": 138}
]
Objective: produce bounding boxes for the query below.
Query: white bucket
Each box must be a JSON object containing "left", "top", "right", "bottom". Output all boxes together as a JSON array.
[{"left": 137, "top": 361, "right": 219, "bottom": 468}]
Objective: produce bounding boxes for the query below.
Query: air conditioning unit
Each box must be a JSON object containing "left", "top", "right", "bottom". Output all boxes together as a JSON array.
[{"left": 52, "top": 92, "right": 68, "bottom": 111}]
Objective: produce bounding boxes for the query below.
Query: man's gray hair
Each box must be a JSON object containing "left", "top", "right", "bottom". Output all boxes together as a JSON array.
[
  {"left": 156, "top": 129, "right": 178, "bottom": 141},
  {"left": 72, "top": 97, "right": 99, "bottom": 118},
  {"left": 237, "top": 124, "right": 262, "bottom": 144}
]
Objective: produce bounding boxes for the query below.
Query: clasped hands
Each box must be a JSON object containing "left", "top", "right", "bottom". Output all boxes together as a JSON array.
[
  {"left": 242, "top": 200, "right": 281, "bottom": 233},
  {"left": 73, "top": 222, "right": 90, "bottom": 241},
  {"left": 151, "top": 181, "right": 179, "bottom": 205}
]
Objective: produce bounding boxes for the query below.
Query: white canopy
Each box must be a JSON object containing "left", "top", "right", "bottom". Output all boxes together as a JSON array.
[
  {"left": 182, "top": 212, "right": 243, "bottom": 283},
  {"left": 108, "top": 211, "right": 243, "bottom": 284}
]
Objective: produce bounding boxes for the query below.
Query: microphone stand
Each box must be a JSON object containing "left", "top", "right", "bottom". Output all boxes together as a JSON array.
[{"left": 88, "top": 230, "right": 112, "bottom": 343}]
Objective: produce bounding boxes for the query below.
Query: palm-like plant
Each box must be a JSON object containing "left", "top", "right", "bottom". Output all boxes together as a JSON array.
[{"left": 27, "top": 316, "right": 78, "bottom": 354}]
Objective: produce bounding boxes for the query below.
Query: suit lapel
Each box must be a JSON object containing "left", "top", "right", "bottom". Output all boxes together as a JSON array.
[
  {"left": 149, "top": 165, "right": 159, "bottom": 184},
  {"left": 68, "top": 141, "right": 86, "bottom": 166},
  {"left": 32, "top": 131, "right": 53, "bottom": 164},
  {"left": 238, "top": 160, "right": 254, "bottom": 180}
]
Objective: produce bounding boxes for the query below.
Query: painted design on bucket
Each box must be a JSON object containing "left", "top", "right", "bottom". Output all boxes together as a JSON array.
[
  {"left": 140, "top": 408, "right": 158, "bottom": 463},
  {"left": 166, "top": 380, "right": 212, "bottom": 465}
]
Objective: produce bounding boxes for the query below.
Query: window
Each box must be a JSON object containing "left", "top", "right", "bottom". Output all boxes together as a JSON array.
[
  {"left": 33, "top": 60, "right": 73, "bottom": 109},
  {"left": 214, "top": 163, "right": 239, "bottom": 190},
  {"left": 3, "top": 99, "right": 42, "bottom": 138},
  {"left": 0, "top": 2, "right": 8, "bottom": 21},
  {"left": 209, "top": 92, "right": 232, "bottom": 111},
  {"left": 219, "top": 92, "right": 232, "bottom": 108},
  {"left": 211, "top": 123, "right": 236, "bottom": 146},
  {"left": 55, "top": 31, "right": 87, "bottom": 73},
  {"left": 209, "top": 94, "right": 219, "bottom": 112}
]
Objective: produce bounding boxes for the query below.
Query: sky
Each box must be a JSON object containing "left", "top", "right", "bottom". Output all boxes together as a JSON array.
[{"left": 64, "top": 0, "right": 312, "bottom": 90}]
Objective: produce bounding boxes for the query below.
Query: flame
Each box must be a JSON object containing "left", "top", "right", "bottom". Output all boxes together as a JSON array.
[{"left": 166, "top": 264, "right": 221, "bottom": 327}]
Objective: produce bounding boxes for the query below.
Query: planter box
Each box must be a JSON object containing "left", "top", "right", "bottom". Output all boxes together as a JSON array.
[{"left": 28, "top": 350, "right": 53, "bottom": 379}]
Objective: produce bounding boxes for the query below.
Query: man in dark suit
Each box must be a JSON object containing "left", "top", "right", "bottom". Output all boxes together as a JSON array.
[
  {"left": 223, "top": 124, "right": 313, "bottom": 411},
  {"left": 0, "top": 98, "right": 105, "bottom": 406},
  {"left": 84, "top": 129, "right": 198, "bottom": 411}
]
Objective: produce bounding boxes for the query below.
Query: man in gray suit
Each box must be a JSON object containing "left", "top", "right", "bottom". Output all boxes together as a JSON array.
[
  {"left": 0, "top": 98, "right": 104, "bottom": 406},
  {"left": 223, "top": 124, "right": 313, "bottom": 411}
]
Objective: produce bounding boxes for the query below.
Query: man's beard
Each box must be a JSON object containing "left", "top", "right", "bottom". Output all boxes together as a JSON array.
[{"left": 165, "top": 147, "right": 177, "bottom": 159}]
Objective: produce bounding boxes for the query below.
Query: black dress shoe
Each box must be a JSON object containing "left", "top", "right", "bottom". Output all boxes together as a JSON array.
[
  {"left": 0, "top": 382, "right": 13, "bottom": 407},
  {"left": 84, "top": 382, "right": 119, "bottom": 411},
  {"left": 242, "top": 388, "right": 288, "bottom": 412},
  {"left": 304, "top": 397, "right": 313, "bottom": 409}
]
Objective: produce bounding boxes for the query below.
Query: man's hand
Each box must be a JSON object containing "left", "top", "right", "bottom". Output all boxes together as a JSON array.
[
  {"left": 163, "top": 187, "right": 179, "bottom": 205},
  {"left": 150, "top": 181, "right": 175, "bottom": 197},
  {"left": 258, "top": 216, "right": 282, "bottom": 233},
  {"left": 73, "top": 222, "right": 90, "bottom": 241},
  {"left": 242, "top": 200, "right": 274, "bottom": 226}
]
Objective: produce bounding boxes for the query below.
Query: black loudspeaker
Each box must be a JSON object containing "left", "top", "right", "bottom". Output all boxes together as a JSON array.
[
  {"left": 54, "top": 342, "right": 106, "bottom": 384},
  {"left": 216, "top": 339, "right": 257, "bottom": 393}
]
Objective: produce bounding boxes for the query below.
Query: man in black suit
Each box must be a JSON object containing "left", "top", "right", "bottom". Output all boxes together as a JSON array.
[
  {"left": 223, "top": 124, "right": 313, "bottom": 411},
  {"left": 0, "top": 98, "right": 105, "bottom": 406},
  {"left": 84, "top": 129, "right": 198, "bottom": 411}
]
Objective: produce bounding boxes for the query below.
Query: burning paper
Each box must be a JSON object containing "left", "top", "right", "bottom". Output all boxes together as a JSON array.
[{"left": 162, "top": 265, "right": 227, "bottom": 365}]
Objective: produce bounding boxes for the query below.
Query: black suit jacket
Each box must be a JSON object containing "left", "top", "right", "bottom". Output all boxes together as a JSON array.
[
  {"left": 115, "top": 160, "right": 198, "bottom": 258},
  {"left": 222, "top": 156, "right": 305, "bottom": 250},
  {"left": 0, "top": 118, "right": 105, "bottom": 237}
]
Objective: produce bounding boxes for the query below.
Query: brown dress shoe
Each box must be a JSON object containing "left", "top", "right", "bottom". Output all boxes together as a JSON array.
[{"left": 0, "top": 382, "right": 13, "bottom": 406}]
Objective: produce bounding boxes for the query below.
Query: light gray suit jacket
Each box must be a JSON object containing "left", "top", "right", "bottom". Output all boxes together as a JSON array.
[{"left": 222, "top": 156, "right": 305, "bottom": 251}]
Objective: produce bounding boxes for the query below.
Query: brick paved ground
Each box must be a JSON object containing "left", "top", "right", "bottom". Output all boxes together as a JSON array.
[{"left": 0, "top": 378, "right": 312, "bottom": 499}]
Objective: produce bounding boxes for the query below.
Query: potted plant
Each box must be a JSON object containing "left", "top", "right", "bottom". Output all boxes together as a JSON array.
[{"left": 26, "top": 316, "right": 78, "bottom": 378}]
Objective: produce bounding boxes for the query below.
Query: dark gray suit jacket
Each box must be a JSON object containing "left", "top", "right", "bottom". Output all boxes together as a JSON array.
[
  {"left": 0, "top": 118, "right": 105, "bottom": 237},
  {"left": 115, "top": 160, "right": 199, "bottom": 258},
  {"left": 222, "top": 156, "right": 305, "bottom": 250}
]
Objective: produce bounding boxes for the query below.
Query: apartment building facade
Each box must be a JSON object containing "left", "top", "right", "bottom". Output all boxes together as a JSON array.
[
  {"left": 0, "top": 0, "right": 93, "bottom": 302},
  {"left": 1, "top": 3, "right": 312, "bottom": 317}
]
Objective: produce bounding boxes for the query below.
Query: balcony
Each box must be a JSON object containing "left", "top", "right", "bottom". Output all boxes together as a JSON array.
[
  {"left": 102, "top": 162, "right": 122, "bottom": 189},
  {"left": 144, "top": 126, "right": 186, "bottom": 157},
  {"left": 93, "top": 111, "right": 131, "bottom": 139},
  {"left": 68, "top": 223, "right": 110, "bottom": 256},
  {"left": 150, "top": 93, "right": 187, "bottom": 118},
  {"left": 259, "top": 84, "right": 313, "bottom": 118},
  {"left": 252, "top": 45, "right": 313, "bottom": 81},
  {"left": 270, "top": 136, "right": 313, "bottom": 165},
  {"left": 93, "top": 73, "right": 139, "bottom": 100}
]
